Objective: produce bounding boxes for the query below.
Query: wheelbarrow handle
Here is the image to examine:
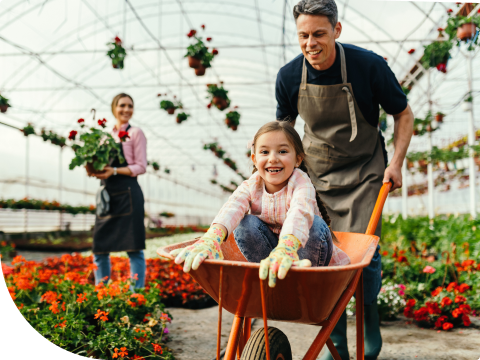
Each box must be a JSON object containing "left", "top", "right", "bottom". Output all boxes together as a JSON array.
[{"left": 365, "top": 181, "right": 392, "bottom": 236}]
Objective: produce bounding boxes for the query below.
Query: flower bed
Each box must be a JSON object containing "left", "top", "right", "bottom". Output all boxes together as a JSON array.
[{"left": 3, "top": 253, "right": 215, "bottom": 359}]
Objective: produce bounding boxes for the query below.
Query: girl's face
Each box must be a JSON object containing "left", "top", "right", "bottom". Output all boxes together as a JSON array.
[
  {"left": 115, "top": 97, "right": 134, "bottom": 124},
  {"left": 252, "top": 130, "right": 303, "bottom": 194}
]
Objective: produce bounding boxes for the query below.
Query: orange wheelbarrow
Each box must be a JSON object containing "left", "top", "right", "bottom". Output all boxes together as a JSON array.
[{"left": 158, "top": 182, "right": 391, "bottom": 360}]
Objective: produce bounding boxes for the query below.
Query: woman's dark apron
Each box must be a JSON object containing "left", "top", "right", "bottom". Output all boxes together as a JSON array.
[
  {"left": 93, "top": 125, "right": 146, "bottom": 254},
  {"left": 298, "top": 43, "right": 384, "bottom": 305}
]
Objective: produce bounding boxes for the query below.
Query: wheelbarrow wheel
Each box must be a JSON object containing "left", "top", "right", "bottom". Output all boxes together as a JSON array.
[{"left": 242, "top": 327, "right": 292, "bottom": 360}]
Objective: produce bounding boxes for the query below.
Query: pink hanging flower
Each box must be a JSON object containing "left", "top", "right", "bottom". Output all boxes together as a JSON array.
[{"left": 423, "top": 265, "right": 436, "bottom": 274}]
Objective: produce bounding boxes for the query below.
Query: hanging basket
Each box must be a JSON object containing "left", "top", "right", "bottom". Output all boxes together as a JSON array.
[
  {"left": 456, "top": 23, "right": 477, "bottom": 41},
  {"left": 462, "top": 102, "right": 473, "bottom": 112},
  {"left": 195, "top": 65, "right": 206, "bottom": 76},
  {"left": 213, "top": 97, "right": 228, "bottom": 110},
  {"left": 188, "top": 56, "right": 201, "bottom": 69},
  {"left": 166, "top": 108, "right": 176, "bottom": 115},
  {"left": 435, "top": 113, "right": 444, "bottom": 123}
]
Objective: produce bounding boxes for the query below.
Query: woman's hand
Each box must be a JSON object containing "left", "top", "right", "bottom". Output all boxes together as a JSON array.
[
  {"left": 259, "top": 235, "right": 311, "bottom": 287},
  {"left": 94, "top": 166, "right": 114, "bottom": 180},
  {"left": 169, "top": 225, "right": 226, "bottom": 272}
]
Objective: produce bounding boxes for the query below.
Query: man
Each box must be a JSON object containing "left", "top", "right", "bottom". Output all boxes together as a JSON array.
[{"left": 275, "top": 1, "right": 414, "bottom": 359}]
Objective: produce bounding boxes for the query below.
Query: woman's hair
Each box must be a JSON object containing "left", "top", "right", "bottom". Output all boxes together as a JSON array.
[
  {"left": 252, "top": 121, "right": 338, "bottom": 243},
  {"left": 111, "top": 93, "right": 134, "bottom": 117}
]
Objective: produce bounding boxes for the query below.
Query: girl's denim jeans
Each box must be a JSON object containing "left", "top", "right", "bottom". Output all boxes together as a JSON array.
[
  {"left": 94, "top": 250, "right": 146, "bottom": 289},
  {"left": 233, "top": 215, "right": 333, "bottom": 266}
]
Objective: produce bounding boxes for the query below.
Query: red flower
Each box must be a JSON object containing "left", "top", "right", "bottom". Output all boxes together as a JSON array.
[
  {"left": 383, "top": 57, "right": 388, "bottom": 61},
  {"left": 447, "top": 9, "right": 453, "bottom": 13},
  {"left": 440, "top": 297, "right": 453, "bottom": 307},
  {"left": 436, "top": 62, "right": 447, "bottom": 73},
  {"left": 454, "top": 295, "right": 466, "bottom": 303},
  {"left": 187, "top": 29, "right": 197, "bottom": 38},
  {"left": 201, "top": 24, "right": 205, "bottom": 29},
  {"left": 407, "top": 49, "right": 415, "bottom": 54},
  {"left": 446, "top": 282, "right": 457, "bottom": 292},
  {"left": 462, "top": 315, "right": 471, "bottom": 326},
  {"left": 118, "top": 131, "right": 130, "bottom": 142},
  {"left": 413, "top": 307, "right": 429, "bottom": 322},
  {"left": 442, "top": 322, "right": 454, "bottom": 330},
  {"left": 212, "top": 48, "right": 219, "bottom": 55},
  {"left": 68, "top": 130, "right": 77, "bottom": 140},
  {"left": 404, "top": 307, "right": 414, "bottom": 318},
  {"left": 435, "top": 315, "right": 447, "bottom": 328},
  {"left": 459, "top": 304, "right": 471, "bottom": 315},
  {"left": 114, "top": 36, "right": 122, "bottom": 45},
  {"left": 94, "top": 309, "right": 109, "bottom": 322},
  {"left": 397, "top": 255, "right": 408, "bottom": 263},
  {"left": 206, "top": 37, "right": 212, "bottom": 42},
  {"left": 76, "top": 292, "right": 88, "bottom": 304},
  {"left": 452, "top": 308, "right": 463, "bottom": 318},
  {"left": 152, "top": 343, "right": 163, "bottom": 354},
  {"left": 98, "top": 118, "right": 107, "bottom": 128},
  {"left": 207, "top": 103, "right": 212, "bottom": 109},
  {"left": 462, "top": 259, "right": 475, "bottom": 268},
  {"left": 77, "top": 118, "right": 85, "bottom": 123},
  {"left": 437, "top": 27, "right": 444, "bottom": 32},
  {"left": 426, "top": 301, "right": 441, "bottom": 315},
  {"left": 431, "top": 287, "right": 443, "bottom": 297},
  {"left": 406, "top": 299, "right": 416, "bottom": 308}
]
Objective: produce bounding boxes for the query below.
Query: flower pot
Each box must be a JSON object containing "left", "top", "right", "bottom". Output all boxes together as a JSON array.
[
  {"left": 462, "top": 101, "right": 472, "bottom": 112},
  {"left": 457, "top": 23, "right": 477, "bottom": 41},
  {"left": 213, "top": 97, "right": 228, "bottom": 111},
  {"left": 225, "top": 118, "right": 232, "bottom": 126},
  {"left": 0, "top": 104, "right": 8, "bottom": 113},
  {"left": 231, "top": 125, "right": 238, "bottom": 131},
  {"left": 195, "top": 65, "right": 206, "bottom": 76},
  {"left": 85, "top": 161, "right": 105, "bottom": 176},
  {"left": 167, "top": 108, "right": 175, "bottom": 115},
  {"left": 176, "top": 117, "right": 181, "bottom": 123},
  {"left": 435, "top": 113, "right": 444, "bottom": 123},
  {"left": 188, "top": 56, "right": 201, "bottom": 69},
  {"left": 112, "top": 60, "right": 124, "bottom": 69}
]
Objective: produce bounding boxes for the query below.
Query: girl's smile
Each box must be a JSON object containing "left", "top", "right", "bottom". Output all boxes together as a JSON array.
[{"left": 252, "top": 130, "right": 303, "bottom": 194}]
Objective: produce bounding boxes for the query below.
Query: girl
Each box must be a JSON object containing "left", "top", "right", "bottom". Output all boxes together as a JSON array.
[
  {"left": 171, "top": 121, "right": 350, "bottom": 287},
  {"left": 92, "top": 93, "right": 148, "bottom": 289}
]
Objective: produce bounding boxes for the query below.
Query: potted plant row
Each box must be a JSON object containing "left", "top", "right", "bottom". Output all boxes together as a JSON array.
[
  {"left": 107, "top": 36, "right": 126, "bottom": 69},
  {"left": 206, "top": 83, "right": 230, "bottom": 111},
  {"left": 0, "top": 94, "right": 11, "bottom": 113},
  {"left": 185, "top": 25, "right": 219, "bottom": 76}
]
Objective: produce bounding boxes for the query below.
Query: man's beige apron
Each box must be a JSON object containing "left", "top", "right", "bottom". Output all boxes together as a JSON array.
[{"left": 298, "top": 43, "right": 385, "bottom": 239}]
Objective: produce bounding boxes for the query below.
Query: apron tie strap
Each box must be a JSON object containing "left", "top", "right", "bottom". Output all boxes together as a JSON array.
[
  {"left": 342, "top": 86, "right": 357, "bottom": 142},
  {"left": 301, "top": 58, "right": 307, "bottom": 90}
]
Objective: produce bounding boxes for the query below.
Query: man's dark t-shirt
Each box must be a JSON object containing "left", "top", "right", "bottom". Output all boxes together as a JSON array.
[{"left": 276, "top": 42, "right": 407, "bottom": 126}]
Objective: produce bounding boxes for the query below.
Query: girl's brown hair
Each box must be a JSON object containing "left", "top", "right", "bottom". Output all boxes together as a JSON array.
[
  {"left": 111, "top": 93, "right": 134, "bottom": 117},
  {"left": 252, "top": 121, "right": 338, "bottom": 243}
]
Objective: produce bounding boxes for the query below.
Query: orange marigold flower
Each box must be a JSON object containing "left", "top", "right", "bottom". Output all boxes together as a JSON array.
[
  {"left": 431, "top": 287, "right": 443, "bottom": 297},
  {"left": 440, "top": 297, "right": 453, "bottom": 307},
  {"left": 152, "top": 343, "right": 163, "bottom": 354}
]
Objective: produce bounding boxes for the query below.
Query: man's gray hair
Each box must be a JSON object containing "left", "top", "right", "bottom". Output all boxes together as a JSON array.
[{"left": 293, "top": 0, "right": 338, "bottom": 29}]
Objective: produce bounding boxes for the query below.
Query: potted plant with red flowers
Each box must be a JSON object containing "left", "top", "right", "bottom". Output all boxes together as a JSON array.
[
  {"left": 176, "top": 112, "right": 190, "bottom": 124},
  {"left": 184, "top": 26, "right": 218, "bottom": 76},
  {"left": 206, "top": 83, "right": 230, "bottom": 111},
  {"left": 445, "top": 11, "right": 480, "bottom": 48},
  {"left": 421, "top": 40, "right": 453, "bottom": 73},
  {"left": 21, "top": 123, "right": 35, "bottom": 137},
  {"left": 225, "top": 110, "right": 240, "bottom": 131},
  {"left": 68, "top": 118, "right": 124, "bottom": 175},
  {"left": 0, "top": 94, "right": 11, "bottom": 113},
  {"left": 435, "top": 112, "right": 445, "bottom": 123},
  {"left": 107, "top": 36, "right": 127, "bottom": 69}
]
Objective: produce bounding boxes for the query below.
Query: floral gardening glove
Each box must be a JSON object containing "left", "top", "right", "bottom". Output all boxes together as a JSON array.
[
  {"left": 169, "top": 224, "right": 226, "bottom": 273},
  {"left": 259, "top": 235, "right": 312, "bottom": 288}
]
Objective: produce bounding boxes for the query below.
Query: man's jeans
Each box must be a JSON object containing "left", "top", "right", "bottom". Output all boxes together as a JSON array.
[
  {"left": 94, "top": 250, "right": 146, "bottom": 289},
  {"left": 233, "top": 215, "right": 333, "bottom": 266}
]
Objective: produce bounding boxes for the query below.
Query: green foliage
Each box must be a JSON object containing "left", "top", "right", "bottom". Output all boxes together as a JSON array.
[
  {"left": 160, "top": 100, "right": 177, "bottom": 111},
  {"left": 0, "top": 93, "right": 11, "bottom": 106},
  {"left": 420, "top": 41, "right": 453, "bottom": 69},
  {"left": 69, "top": 128, "right": 124, "bottom": 171},
  {"left": 176, "top": 112, "right": 190, "bottom": 122},
  {"left": 0, "top": 198, "right": 95, "bottom": 215},
  {"left": 106, "top": 41, "right": 126, "bottom": 69},
  {"left": 40, "top": 129, "right": 66, "bottom": 147},
  {"left": 225, "top": 110, "right": 241, "bottom": 126},
  {"left": 207, "top": 84, "right": 229, "bottom": 100},
  {"left": 151, "top": 161, "right": 160, "bottom": 171},
  {"left": 21, "top": 123, "right": 36, "bottom": 136},
  {"left": 413, "top": 111, "right": 440, "bottom": 136}
]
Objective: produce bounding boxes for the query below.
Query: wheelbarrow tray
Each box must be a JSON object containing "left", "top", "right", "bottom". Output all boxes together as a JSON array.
[{"left": 158, "top": 231, "right": 378, "bottom": 325}]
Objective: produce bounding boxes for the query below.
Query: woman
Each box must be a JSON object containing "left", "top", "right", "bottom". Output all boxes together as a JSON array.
[{"left": 92, "top": 93, "right": 147, "bottom": 289}]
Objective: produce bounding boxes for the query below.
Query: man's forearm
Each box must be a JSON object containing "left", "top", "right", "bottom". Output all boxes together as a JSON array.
[{"left": 391, "top": 104, "right": 414, "bottom": 167}]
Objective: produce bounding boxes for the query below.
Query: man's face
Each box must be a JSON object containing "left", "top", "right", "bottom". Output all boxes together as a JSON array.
[{"left": 296, "top": 14, "right": 342, "bottom": 70}]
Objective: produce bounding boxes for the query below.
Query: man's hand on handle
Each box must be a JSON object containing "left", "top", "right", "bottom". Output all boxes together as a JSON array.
[{"left": 383, "top": 164, "right": 401, "bottom": 191}]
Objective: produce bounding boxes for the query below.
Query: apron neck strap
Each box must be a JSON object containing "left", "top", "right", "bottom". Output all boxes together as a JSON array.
[
  {"left": 337, "top": 42, "right": 347, "bottom": 84},
  {"left": 125, "top": 124, "right": 131, "bottom": 132},
  {"left": 301, "top": 42, "right": 347, "bottom": 89}
]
